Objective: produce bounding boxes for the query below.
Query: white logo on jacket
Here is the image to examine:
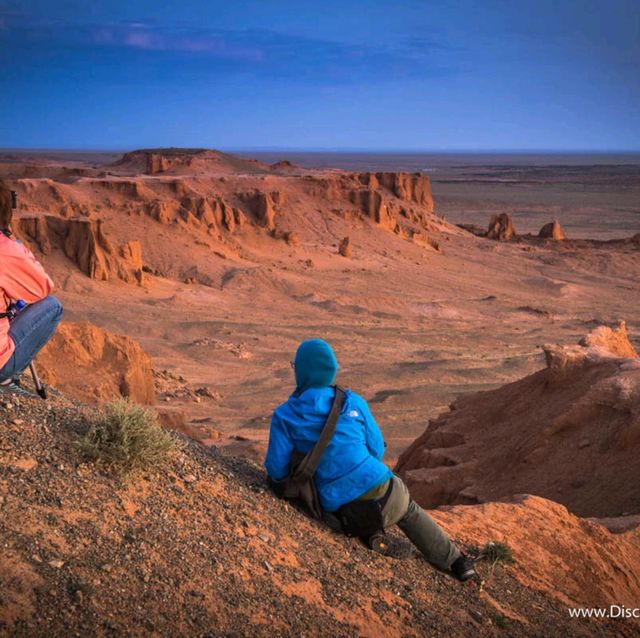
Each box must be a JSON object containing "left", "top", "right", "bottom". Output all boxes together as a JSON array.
[{"left": 348, "top": 410, "right": 359, "bottom": 418}]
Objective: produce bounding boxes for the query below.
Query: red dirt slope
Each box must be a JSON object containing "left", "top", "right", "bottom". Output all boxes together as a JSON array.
[
  {"left": 434, "top": 495, "right": 640, "bottom": 611},
  {"left": 37, "top": 321, "right": 155, "bottom": 405},
  {"left": 2, "top": 390, "right": 637, "bottom": 637},
  {"left": 396, "top": 322, "right": 640, "bottom": 518}
]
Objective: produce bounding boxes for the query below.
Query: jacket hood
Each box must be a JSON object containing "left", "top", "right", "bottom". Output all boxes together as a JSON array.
[
  {"left": 287, "top": 386, "right": 337, "bottom": 421},
  {"left": 293, "top": 339, "right": 338, "bottom": 394}
]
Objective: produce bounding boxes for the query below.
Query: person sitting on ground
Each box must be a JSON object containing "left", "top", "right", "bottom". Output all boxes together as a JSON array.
[
  {"left": 265, "top": 338, "right": 476, "bottom": 582},
  {"left": 0, "top": 180, "right": 63, "bottom": 395}
]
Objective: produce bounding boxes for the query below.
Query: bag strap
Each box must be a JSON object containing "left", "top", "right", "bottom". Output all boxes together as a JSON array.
[{"left": 293, "top": 386, "right": 345, "bottom": 483}]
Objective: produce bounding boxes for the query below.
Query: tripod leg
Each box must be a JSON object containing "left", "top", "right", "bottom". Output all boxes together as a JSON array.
[{"left": 29, "top": 362, "right": 47, "bottom": 400}]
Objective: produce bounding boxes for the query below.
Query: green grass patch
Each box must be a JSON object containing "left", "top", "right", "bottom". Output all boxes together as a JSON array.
[
  {"left": 482, "top": 540, "right": 515, "bottom": 565},
  {"left": 490, "top": 612, "right": 511, "bottom": 629}
]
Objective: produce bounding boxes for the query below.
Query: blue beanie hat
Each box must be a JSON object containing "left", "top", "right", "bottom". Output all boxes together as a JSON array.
[{"left": 294, "top": 339, "right": 339, "bottom": 393}]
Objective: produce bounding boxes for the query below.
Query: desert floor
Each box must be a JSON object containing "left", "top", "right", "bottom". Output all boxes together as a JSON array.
[{"left": 33, "top": 152, "right": 639, "bottom": 465}]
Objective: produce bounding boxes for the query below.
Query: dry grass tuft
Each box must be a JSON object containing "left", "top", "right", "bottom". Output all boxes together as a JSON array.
[{"left": 79, "top": 398, "right": 178, "bottom": 474}]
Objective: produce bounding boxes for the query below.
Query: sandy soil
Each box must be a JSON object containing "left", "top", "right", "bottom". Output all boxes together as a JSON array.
[{"left": 1, "top": 388, "right": 638, "bottom": 637}]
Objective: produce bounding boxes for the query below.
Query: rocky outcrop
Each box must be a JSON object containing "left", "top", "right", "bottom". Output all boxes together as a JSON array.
[
  {"left": 539, "top": 220, "right": 566, "bottom": 240},
  {"left": 349, "top": 189, "right": 396, "bottom": 230},
  {"left": 396, "top": 323, "right": 640, "bottom": 518},
  {"left": 182, "top": 196, "right": 245, "bottom": 233},
  {"left": 14, "top": 216, "right": 52, "bottom": 254},
  {"left": 144, "top": 196, "right": 245, "bottom": 234},
  {"left": 62, "top": 218, "right": 116, "bottom": 280},
  {"left": 299, "top": 171, "right": 438, "bottom": 237},
  {"left": 578, "top": 321, "right": 637, "bottom": 358},
  {"left": 120, "top": 241, "right": 143, "bottom": 278},
  {"left": 38, "top": 321, "right": 155, "bottom": 405},
  {"left": 115, "top": 149, "right": 202, "bottom": 175},
  {"left": 487, "top": 213, "right": 516, "bottom": 240},
  {"left": 338, "top": 237, "right": 352, "bottom": 257},
  {"left": 349, "top": 187, "right": 381, "bottom": 217},
  {"left": 145, "top": 199, "right": 179, "bottom": 224},
  {"left": 240, "top": 191, "right": 284, "bottom": 230},
  {"left": 147, "top": 153, "right": 172, "bottom": 175},
  {"left": 15, "top": 216, "right": 143, "bottom": 284},
  {"left": 62, "top": 219, "right": 144, "bottom": 283},
  {"left": 113, "top": 148, "right": 270, "bottom": 176},
  {"left": 362, "top": 172, "right": 434, "bottom": 210}
]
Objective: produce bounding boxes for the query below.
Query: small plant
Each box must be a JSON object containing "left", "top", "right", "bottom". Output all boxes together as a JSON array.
[
  {"left": 79, "top": 398, "right": 178, "bottom": 475},
  {"left": 490, "top": 612, "right": 510, "bottom": 629},
  {"left": 482, "top": 541, "right": 515, "bottom": 566},
  {"left": 66, "top": 577, "right": 95, "bottom": 599}
]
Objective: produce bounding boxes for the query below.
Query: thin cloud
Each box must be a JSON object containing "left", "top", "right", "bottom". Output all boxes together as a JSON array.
[
  {"left": 107, "top": 26, "right": 264, "bottom": 60},
  {"left": 0, "top": 12, "right": 457, "bottom": 82}
]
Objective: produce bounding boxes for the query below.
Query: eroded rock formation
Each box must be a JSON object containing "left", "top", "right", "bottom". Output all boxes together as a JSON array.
[
  {"left": 338, "top": 236, "right": 352, "bottom": 257},
  {"left": 539, "top": 220, "right": 566, "bottom": 240},
  {"left": 349, "top": 189, "right": 395, "bottom": 230},
  {"left": 364, "top": 172, "right": 434, "bottom": 210},
  {"left": 63, "top": 218, "right": 115, "bottom": 280},
  {"left": 143, "top": 196, "right": 245, "bottom": 234},
  {"left": 240, "top": 191, "right": 284, "bottom": 230},
  {"left": 577, "top": 321, "right": 637, "bottom": 358},
  {"left": 147, "top": 153, "right": 172, "bottom": 174},
  {"left": 487, "top": 213, "right": 516, "bottom": 240},
  {"left": 433, "top": 495, "right": 640, "bottom": 610},
  {"left": 396, "top": 322, "right": 640, "bottom": 518},
  {"left": 38, "top": 320, "right": 155, "bottom": 404},
  {"left": 15, "top": 216, "right": 52, "bottom": 254},
  {"left": 15, "top": 216, "right": 143, "bottom": 284},
  {"left": 114, "top": 148, "right": 271, "bottom": 176},
  {"left": 299, "top": 170, "right": 437, "bottom": 237}
]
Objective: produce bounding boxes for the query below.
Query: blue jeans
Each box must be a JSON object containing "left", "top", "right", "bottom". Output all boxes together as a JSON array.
[{"left": 0, "top": 296, "right": 63, "bottom": 381}]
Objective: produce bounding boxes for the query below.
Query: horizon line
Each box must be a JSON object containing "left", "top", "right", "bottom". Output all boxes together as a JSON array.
[{"left": 2, "top": 145, "right": 640, "bottom": 156}]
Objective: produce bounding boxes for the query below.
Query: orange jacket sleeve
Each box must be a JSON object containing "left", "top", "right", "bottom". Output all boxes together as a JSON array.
[{"left": 0, "top": 235, "right": 54, "bottom": 305}]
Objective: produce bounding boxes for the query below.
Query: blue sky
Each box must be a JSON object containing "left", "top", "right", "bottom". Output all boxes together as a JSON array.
[{"left": 0, "top": 0, "right": 638, "bottom": 151}]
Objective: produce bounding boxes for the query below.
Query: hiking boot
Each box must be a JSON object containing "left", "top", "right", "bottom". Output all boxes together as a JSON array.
[
  {"left": 366, "top": 532, "right": 389, "bottom": 554},
  {"left": 0, "top": 378, "right": 35, "bottom": 398},
  {"left": 450, "top": 555, "right": 476, "bottom": 582},
  {"left": 366, "top": 533, "right": 414, "bottom": 560}
]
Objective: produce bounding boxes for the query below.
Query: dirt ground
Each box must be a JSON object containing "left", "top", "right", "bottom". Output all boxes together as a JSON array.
[{"left": 1, "top": 387, "right": 638, "bottom": 637}]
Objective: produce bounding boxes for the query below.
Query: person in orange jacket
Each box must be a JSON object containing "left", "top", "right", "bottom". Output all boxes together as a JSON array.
[{"left": 0, "top": 180, "right": 62, "bottom": 395}]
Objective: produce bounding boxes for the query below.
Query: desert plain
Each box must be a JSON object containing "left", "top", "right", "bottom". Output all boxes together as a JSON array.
[{"left": 4, "top": 149, "right": 638, "bottom": 460}]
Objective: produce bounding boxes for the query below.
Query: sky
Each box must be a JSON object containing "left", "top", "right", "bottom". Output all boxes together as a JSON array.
[{"left": 0, "top": 0, "right": 639, "bottom": 151}]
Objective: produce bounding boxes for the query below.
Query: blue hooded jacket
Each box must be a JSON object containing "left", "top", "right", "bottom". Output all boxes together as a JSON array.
[{"left": 264, "top": 339, "right": 392, "bottom": 512}]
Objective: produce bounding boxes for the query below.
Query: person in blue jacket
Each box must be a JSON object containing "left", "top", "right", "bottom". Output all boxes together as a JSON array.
[{"left": 265, "top": 338, "right": 476, "bottom": 582}]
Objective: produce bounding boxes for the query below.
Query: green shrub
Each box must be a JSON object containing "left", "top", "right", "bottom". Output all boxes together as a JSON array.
[
  {"left": 490, "top": 612, "right": 510, "bottom": 629},
  {"left": 79, "top": 399, "right": 178, "bottom": 474},
  {"left": 482, "top": 541, "right": 515, "bottom": 565}
]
